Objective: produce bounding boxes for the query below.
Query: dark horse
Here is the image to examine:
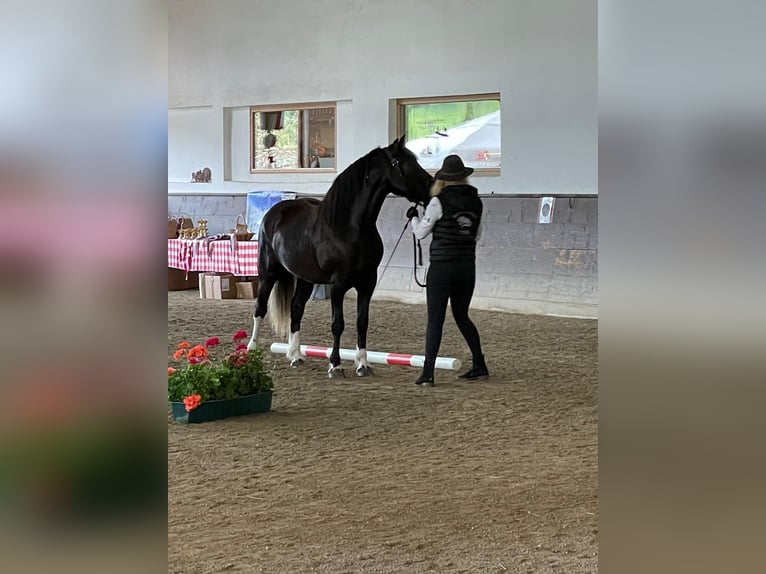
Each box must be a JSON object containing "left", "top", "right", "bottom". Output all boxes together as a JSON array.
[{"left": 246, "top": 137, "right": 432, "bottom": 377}]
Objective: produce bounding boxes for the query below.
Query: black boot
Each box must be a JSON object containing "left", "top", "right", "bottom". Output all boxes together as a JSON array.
[
  {"left": 414, "top": 360, "right": 435, "bottom": 387},
  {"left": 459, "top": 354, "right": 489, "bottom": 380}
]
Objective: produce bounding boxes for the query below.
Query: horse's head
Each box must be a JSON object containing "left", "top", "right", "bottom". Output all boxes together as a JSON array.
[{"left": 381, "top": 137, "right": 433, "bottom": 206}]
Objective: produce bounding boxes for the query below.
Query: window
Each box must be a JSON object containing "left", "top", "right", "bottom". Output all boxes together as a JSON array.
[
  {"left": 250, "top": 103, "right": 336, "bottom": 172},
  {"left": 396, "top": 93, "right": 501, "bottom": 173}
]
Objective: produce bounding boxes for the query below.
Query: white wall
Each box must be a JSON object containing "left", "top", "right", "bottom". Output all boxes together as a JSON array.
[
  {"left": 168, "top": 0, "right": 597, "bottom": 196},
  {"left": 168, "top": 106, "right": 219, "bottom": 183}
]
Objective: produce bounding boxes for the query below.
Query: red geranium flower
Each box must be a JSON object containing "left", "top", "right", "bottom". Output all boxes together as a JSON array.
[
  {"left": 168, "top": 367, "right": 176, "bottom": 376},
  {"left": 172, "top": 349, "right": 185, "bottom": 361},
  {"left": 232, "top": 330, "right": 247, "bottom": 342},
  {"left": 188, "top": 345, "right": 209, "bottom": 359},
  {"left": 205, "top": 337, "right": 220, "bottom": 347},
  {"left": 183, "top": 394, "right": 202, "bottom": 412},
  {"left": 235, "top": 343, "right": 248, "bottom": 351}
]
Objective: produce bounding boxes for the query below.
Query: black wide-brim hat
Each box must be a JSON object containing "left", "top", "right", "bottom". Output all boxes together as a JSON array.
[{"left": 435, "top": 154, "right": 474, "bottom": 181}]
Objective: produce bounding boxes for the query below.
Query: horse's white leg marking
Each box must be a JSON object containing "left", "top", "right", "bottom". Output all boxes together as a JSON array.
[
  {"left": 355, "top": 347, "right": 369, "bottom": 370},
  {"left": 246, "top": 316, "right": 261, "bottom": 350},
  {"left": 328, "top": 363, "right": 344, "bottom": 378},
  {"left": 287, "top": 330, "right": 303, "bottom": 366}
]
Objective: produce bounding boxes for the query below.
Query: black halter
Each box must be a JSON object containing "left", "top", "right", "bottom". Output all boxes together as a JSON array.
[{"left": 382, "top": 147, "right": 404, "bottom": 179}]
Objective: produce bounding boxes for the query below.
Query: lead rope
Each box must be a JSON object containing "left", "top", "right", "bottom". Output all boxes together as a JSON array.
[
  {"left": 413, "top": 235, "right": 427, "bottom": 288},
  {"left": 376, "top": 220, "right": 410, "bottom": 290}
]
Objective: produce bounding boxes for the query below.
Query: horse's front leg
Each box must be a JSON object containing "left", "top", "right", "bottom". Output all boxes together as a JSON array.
[
  {"left": 354, "top": 285, "right": 374, "bottom": 377},
  {"left": 328, "top": 285, "right": 347, "bottom": 378}
]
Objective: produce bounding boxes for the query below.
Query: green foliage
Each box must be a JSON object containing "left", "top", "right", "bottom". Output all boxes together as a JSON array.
[
  {"left": 168, "top": 339, "right": 273, "bottom": 403},
  {"left": 405, "top": 100, "right": 500, "bottom": 140},
  {"left": 218, "top": 347, "right": 274, "bottom": 400},
  {"left": 167, "top": 363, "right": 221, "bottom": 402}
]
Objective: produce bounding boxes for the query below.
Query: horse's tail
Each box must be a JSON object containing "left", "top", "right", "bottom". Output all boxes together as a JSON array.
[{"left": 267, "top": 274, "right": 295, "bottom": 340}]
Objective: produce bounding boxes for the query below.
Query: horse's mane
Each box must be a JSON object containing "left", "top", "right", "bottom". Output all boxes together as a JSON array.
[{"left": 317, "top": 148, "right": 381, "bottom": 226}]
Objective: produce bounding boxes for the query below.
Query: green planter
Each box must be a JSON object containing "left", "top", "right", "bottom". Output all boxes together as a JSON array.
[{"left": 170, "top": 391, "right": 272, "bottom": 424}]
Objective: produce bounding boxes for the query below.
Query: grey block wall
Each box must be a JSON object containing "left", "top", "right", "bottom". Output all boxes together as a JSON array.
[
  {"left": 168, "top": 195, "right": 249, "bottom": 235},
  {"left": 168, "top": 194, "right": 598, "bottom": 318},
  {"left": 375, "top": 196, "right": 598, "bottom": 318}
]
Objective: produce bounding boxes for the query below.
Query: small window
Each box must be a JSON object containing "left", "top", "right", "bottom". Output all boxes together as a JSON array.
[
  {"left": 250, "top": 103, "right": 336, "bottom": 172},
  {"left": 397, "top": 93, "right": 500, "bottom": 173}
]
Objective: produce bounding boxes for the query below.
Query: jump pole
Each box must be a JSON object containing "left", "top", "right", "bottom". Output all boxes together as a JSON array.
[{"left": 269, "top": 343, "right": 461, "bottom": 371}]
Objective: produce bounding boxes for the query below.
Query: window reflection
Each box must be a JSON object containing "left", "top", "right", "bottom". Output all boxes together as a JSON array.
[{"left": 251, "top": 105, "right": 336, "bottom": 171}]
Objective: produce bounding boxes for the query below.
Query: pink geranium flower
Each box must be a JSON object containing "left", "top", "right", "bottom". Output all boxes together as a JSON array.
[
  {"left": 205, "top": 337, "right": 220, "bottom": 347},
  {"left": 232, "top": 330, "right": 248, "bottom": 342}
]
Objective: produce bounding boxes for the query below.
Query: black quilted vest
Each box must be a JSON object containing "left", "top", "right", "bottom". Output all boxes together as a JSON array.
[{"left": 430, "top": 185, "right": 483, "bottom": 263}]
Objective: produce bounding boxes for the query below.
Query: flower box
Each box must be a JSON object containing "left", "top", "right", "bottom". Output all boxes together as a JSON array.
[
  {"left": 168, "top": 330, "right": 274, "bottom": 424},
  {"left": 170, "top": 391, "right": 272, "bottom": 424}
]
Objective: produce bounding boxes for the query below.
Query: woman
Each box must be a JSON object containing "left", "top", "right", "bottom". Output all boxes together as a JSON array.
[{"left": 407, "top": 155, "right": 490, "bottom": 386}]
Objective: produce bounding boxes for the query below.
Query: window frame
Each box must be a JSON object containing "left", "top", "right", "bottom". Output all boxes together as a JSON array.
[
  {"left": 249, "top": 101, "right": 337, "bottom": 174},
  {"left": 395, "top": 92, "right": 501, "bottom": 176}
]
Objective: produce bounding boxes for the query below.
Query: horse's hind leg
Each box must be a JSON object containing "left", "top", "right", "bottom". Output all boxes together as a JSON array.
[
  {"left": 328, "top": 284, "right": 349, "bottom": 378},
  {"left": 247, "top": 270, "right": 278, "bottom": 351},
  {"left": 286, "top": 279, "right": 314, "bottom": 367}
]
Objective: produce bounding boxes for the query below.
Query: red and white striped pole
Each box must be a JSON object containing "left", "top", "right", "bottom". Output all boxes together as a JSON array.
[{"left": 269, "top": 343, "right": 461, "bottom": 371}]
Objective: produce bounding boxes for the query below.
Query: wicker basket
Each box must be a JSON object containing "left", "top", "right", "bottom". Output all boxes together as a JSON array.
[
  {"left": 169, "top": 216, "right": 194, "bottom": 239},
  {"left": 168, "top": 217, "right": 178, "bottom": 239},
  {"left": 230, "top": 215, "right": 254, "bottom": 241}
]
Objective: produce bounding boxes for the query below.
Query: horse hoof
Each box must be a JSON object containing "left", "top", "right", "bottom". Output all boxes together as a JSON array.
[
  {"left": 328, "top": 368, "right": 345, "bottom": 379},
  {"left": 356, "top": 366, "right": 374, "bottom": 377},
  {"left": 289, "top": 358, "right": 303, "bottom": 368}
]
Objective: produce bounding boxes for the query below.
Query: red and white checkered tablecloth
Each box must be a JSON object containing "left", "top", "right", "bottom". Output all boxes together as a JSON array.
[{"left": 168, "top": 239, "right": 259, "bottom": 276}]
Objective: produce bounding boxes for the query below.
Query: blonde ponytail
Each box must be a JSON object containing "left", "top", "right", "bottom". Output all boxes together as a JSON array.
[{"left": 430, "top": 177, "right": 469, "bottom": 196}]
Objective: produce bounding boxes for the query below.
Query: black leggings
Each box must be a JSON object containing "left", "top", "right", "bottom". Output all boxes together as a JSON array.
[{"left": 424, "top": 261, "right": 483, "bottom": 363}]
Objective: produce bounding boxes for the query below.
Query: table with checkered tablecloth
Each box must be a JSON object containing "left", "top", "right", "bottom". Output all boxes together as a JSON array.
[{"left": 168, "top": 238, "right": 259, "bottom": 276}]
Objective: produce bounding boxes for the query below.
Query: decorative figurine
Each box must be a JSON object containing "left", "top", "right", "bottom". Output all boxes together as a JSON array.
[{"left": 192, "top": 167, "right": 212, "bottom": 183}]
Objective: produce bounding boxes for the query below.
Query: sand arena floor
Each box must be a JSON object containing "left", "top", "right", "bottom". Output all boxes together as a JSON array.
[{"left": 168, "top": 291, "right": 597, "bottom": 573}]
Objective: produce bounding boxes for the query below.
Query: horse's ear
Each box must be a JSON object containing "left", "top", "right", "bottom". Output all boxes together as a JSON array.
[
  {"left": 390, "top": 136, "right": 401, "bottom": 148},
  {"left": 397, "top": 136, "right": 407, "bottom": 150}
]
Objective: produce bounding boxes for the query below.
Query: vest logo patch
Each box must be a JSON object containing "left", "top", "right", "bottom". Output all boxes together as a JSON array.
[{"left": 454, "top": 212, "right": 475, "bottom": 235}]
